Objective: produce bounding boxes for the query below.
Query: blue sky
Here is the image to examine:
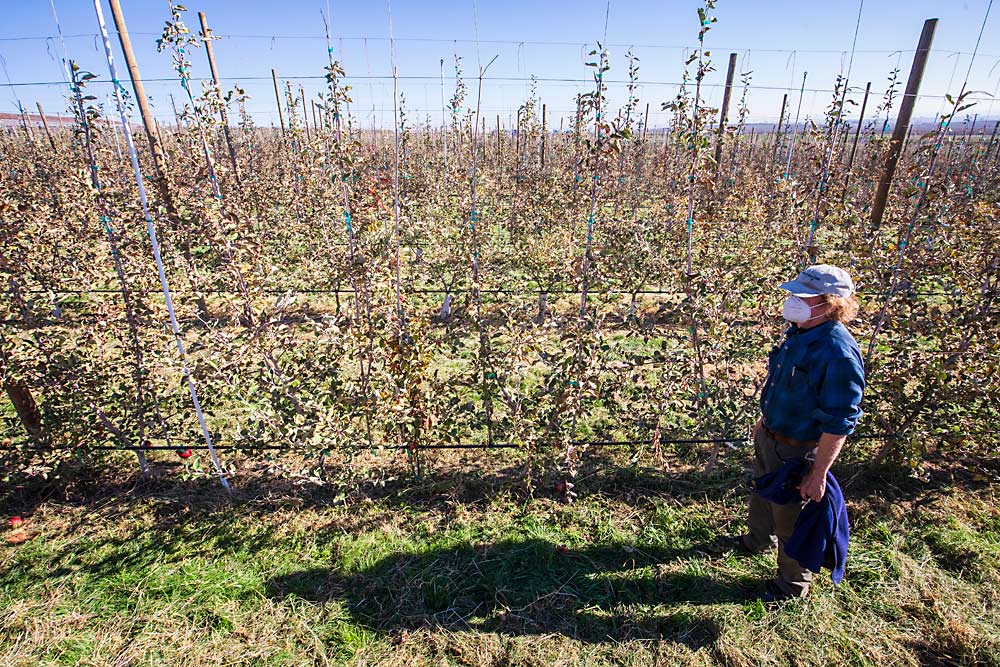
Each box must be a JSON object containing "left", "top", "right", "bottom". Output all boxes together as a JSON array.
[{"left": 2, "top": 1, "right": 998, "bottom": 131}]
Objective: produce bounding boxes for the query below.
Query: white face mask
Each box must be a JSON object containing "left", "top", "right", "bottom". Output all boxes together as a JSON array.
[{"left": 783, "top": 295, "right": 819, "bottom": 323}]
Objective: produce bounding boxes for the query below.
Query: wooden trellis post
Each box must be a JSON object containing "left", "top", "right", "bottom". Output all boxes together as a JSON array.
[
  {"left": 300, "top": 86, "right": 310, "bottom": 140},
  {"left": 540, "top": 103, "right": 546, "bottom": 169},
  {"left": 198, "top": 11, "right": 241, "bottom": 183},
  {"left": 35, "top": 102, "right": 56, "bottom": 151},
  {"left": 771, "top": 93, "right": 788, "bottom": 167},
  {"left": 842, "top": 81, "right": 871, "bottom": 197},
  {"left": 107, "top": 0, "right": 177, "bottom": 219},
  {"left": 714, "top": 52, "right": 737, "bottom": 178},
  {"left": 871, "top": 18, "right": 937, "bottom": 228},
  {"left": 154, "top": 118, "right": 165, "bottom": 152},
  {"left": 94, "top": 0, "right": 231, "bottom": 492},
  {"left": 496, "top": 114, "right": 501, "bottom": 172},
  {"left": 272, "top": 68, "right": 286, "bottom": 134}
]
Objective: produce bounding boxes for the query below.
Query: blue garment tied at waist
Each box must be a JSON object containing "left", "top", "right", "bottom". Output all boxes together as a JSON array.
[{"left": 752, "top": 458, "right": 850, "bottom": 585}]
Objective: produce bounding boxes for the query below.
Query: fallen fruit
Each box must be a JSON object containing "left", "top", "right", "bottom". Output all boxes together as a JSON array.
[
  {"left": 177, "top": 448, "right": 193, "bottom": 459},
  {"left": 7, "top": 516, "right": 24, "bottom": 529}
]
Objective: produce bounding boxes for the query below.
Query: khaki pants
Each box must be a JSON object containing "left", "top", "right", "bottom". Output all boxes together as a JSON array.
[{"left": 745, "top": 427, "right": 816, "bottom": 597}]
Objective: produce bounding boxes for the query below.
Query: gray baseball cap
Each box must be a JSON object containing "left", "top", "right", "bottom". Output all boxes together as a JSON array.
[{"left": 780, "top": 264, "right": 855, "bottom": 297}]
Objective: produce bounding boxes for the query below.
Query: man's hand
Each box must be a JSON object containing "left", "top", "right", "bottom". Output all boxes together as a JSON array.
[
  {"left": 752, "top": 417, "right": 763, "bottom": 438},
  {"left": 799, "top": 432, "right": 847, "bottom": 502},
  {"left": 798, "top": 467, "right": 827, "bottom": 502}
]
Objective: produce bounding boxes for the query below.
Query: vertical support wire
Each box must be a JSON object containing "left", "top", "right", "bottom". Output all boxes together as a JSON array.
[
  {"left": 163, "top": 2, "right": 254, "bottom": 325},
  {"left": 440, "top": 58, "right": 449, "bottom": 180},
  {"left": 801, "top": 0, "right": 865, "bottom": 261},
  {"left": 322, "top": 7, "right": 358, "bottom": 260},
  {"left": 468, "top": 0, "right": 499, "bottom": 447},
  {"left": 783, "top": 71, "right": 808, "bottom": 180},
  {"left": 579, "top": 0, "right": 612, "bottom": 318},
  {"left": 386, "top": 0, "right": 405, "bottom": 330},
  {"left": 679, "top": 2, "right": 717, "bottom": 466},
  {"left": 93, "top": 0, "right": 230, "bottom": 493}
]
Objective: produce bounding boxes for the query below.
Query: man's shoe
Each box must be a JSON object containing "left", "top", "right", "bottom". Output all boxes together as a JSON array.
[
  {"left": 709, "top": 535, "right": 765, "bottom": 556},
  {"left": 755, "top": 579, "right": 798, "bottom": 604}
]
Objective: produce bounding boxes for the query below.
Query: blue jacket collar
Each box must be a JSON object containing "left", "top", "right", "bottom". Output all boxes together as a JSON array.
[{"left": 787, "top": 319, "right": 837, "bottom": 343}]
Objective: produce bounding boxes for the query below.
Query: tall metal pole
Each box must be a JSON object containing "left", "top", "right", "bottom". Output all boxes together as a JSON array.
[
  {"left": 106, "top": 0, "right": 177, "bottom": 218},
  {"left": 714, "top": 52, "right": 737, "bottom": 176},
  {"left": 870, "top": 18, "right": 937, "bottom": 228},
  {"left": 198, "top": 11, "right": 241, "bottom": 183}
]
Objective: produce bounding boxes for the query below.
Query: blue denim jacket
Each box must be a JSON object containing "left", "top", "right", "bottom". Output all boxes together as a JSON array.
[{"left": 759, "top": 320, "right": 866, "bottom": 442}]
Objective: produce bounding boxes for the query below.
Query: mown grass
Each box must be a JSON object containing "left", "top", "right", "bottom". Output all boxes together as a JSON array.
[{"left": 1, "top": 451, "right": 999, "bottom": 666}]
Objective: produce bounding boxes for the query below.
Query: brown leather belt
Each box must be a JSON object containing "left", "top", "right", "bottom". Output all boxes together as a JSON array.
[{"left": 763, "top": 425, "right": 817, "bottom": 449}]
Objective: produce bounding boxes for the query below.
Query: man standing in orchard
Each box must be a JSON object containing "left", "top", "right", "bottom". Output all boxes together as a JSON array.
[{"left": 732, "top": 264, "right": 865, "bottom": 602}]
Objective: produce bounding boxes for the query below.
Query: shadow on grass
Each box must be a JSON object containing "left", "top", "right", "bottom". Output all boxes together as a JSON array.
[
  {"left": 3, "top": 448, "right": 997, "bottom": 535},
  {"left": 0, "top": 450, "right": 751, "bottom": 523},
  {"left": 267, "top": 537, "right": 744, "bottom": 645}
]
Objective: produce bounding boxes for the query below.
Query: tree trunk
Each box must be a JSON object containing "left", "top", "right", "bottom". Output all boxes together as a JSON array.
[
  {"left": 536, "top": 292, "right": 548, "bottom": 324},
  {"left": 5, "top": 380, "right": 44, "bottom": 442},
  {"left": 439, "top": 292, "right": 453, "bottom": 321}
]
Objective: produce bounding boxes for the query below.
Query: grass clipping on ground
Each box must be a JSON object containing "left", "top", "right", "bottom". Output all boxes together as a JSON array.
[{"left": 2, "top": 457, "right": 999, "bottom": 667}]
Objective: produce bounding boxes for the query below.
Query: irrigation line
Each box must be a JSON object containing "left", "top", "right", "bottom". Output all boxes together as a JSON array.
[{"left": 93, "top": 0, "right": 230, "bottom": 493}]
